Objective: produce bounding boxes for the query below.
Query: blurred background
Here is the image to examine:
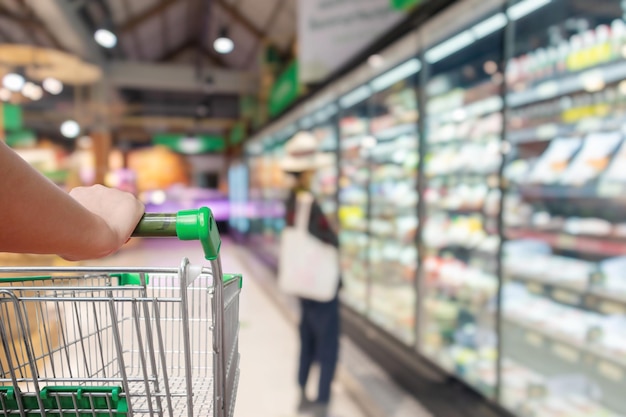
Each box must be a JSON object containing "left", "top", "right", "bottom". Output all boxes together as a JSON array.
[{"left": 3, "top": 0, "right": 626, "bottom": 417}]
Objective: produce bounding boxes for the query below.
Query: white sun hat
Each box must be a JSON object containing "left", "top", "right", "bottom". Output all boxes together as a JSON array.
[{"left": 281, "top": 131, "right": 327, "bottom": 172}]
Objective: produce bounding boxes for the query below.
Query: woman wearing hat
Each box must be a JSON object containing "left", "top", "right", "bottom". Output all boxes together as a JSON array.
[{"left": 281, "top": 131, "right": 340, "bottom": 417}]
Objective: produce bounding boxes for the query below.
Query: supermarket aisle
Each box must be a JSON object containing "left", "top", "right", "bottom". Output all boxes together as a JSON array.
[{"left": 91, "top": 238, "right": 366, "bottom": 417}]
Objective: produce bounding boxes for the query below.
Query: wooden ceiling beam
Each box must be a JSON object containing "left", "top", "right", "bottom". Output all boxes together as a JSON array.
[
  {"left": 119, "top": 0, "right": 177, "bottom": 33},
  {"left": 160, "top": 38, "right": 195, "bottom": 62},
  {"left": 121, "top": 0, "right": 144, "bottom": 59},
  {"left": 214, "top": 0, "right": 263, "bottom": 40},
  {"left": 198, "top": 43, "right": 226, "bottom": 68},
  {"left": 0, "top": 3, "right": 64, "bottom": 50},
  {"left": 159, "top": 39, "right": 225, "bottom": 68},
  {"left": 245, "top": 0, "right": 288, "bottom": 67}
]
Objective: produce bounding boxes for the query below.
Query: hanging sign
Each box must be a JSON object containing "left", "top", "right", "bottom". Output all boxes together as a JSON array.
[{"left": 298, "top": 0, "right": 403, "bottom": 84}]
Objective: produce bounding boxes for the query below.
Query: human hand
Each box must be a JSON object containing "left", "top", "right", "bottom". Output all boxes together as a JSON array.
[{"left": 68, "top": 184, "right": 145, "bottom": 259}]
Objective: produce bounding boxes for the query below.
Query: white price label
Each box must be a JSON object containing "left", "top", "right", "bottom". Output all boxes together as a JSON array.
[
  {"left": 598, "top": 361, "right": 624, "bottom": 382},
  {"left": 598, "top": 301, "right": 626, "bottom": 315},
  {"left": 556, "top": 234, "right": 577, "bottom": 250},
  {"left": 537, "top": 81, "right": 559, "bottom": 99},
  {"left": 536, "top": 124, "right": 558, "bottom": 139},
  {"left": 597, "top": 182, "right": 624, "bottom": 198},
  {"left": 526, "top": 282, "right": 544, "bottom": 295},
  {"left": 552, "top": 343, "right": 580, "bottom": 363},
  {"left": 553, "top": 289, "right": 581, "bottom": 306},
  {"left": 525, "top": 331, "right": 545, "bottom": 347}
]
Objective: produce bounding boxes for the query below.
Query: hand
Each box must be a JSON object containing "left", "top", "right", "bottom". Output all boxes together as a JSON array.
[{"left": 68, "top": 184, "right": 145, "bottom": 259}]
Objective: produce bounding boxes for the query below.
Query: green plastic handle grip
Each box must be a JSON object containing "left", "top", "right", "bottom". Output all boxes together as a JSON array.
[{"left": 132, "top": 208, "right": 221, "bottom": 260}]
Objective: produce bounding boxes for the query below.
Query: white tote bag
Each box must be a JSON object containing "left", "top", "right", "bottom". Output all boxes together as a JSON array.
[{"left": 278, "top": 191, "right": 340, "bottom": 302}]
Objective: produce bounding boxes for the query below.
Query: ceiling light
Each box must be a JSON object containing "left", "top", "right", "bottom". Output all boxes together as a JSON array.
[
  {"left": 214, "top": 28, "right": 234, "bottom": 54},
  {"left": 29, "top": 85, "right": 43, "bottom": 100},
  {"left": 507, "top": 0, "right": 551, "bottom": 21},
  {"left": 472, "top": 13, "right": 507, "bottom": 39},
  {"left": 339, "top": 85, "right": 372, "bottom": 108},
  {"left": 3, "top": 73, "right": 25, "bottom": 92},
  {"left": 371, "top": 58, "right": 421, "bottom": 92},
  {"left": 484, "top": 60, "right": 498, "bottom": 74},
  {"left": 43, "top": 77, "right": 63, "bottom": 95},
  {"left": 60, "top": 120, "right": 80, "bottom": 139},
  {"left": 22, "top": 82, "right": 43, "bottom": 101},
  {"left": 22, "top": 81, "right": 36, "bottom": 97},
  {"left": 94, "top": 29, "right": 117, "bottom": 48},
  {"left": 425, "top": 30, "right": 474, "bottom": 63},
  {"left": 368, "top": 54, "right": 385, "bottom": 68},
  {"left": 0, "top": 88, "right": 11, "bottom": 101}
]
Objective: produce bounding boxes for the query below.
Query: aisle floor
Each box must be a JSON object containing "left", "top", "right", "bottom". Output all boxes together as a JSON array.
[{"left": 90, "top": 238, "right": 366, "bottom": 417}]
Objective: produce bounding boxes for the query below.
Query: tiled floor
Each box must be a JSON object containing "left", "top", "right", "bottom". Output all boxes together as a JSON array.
[{"left": 90, "top": 238, "right": 366, "bottom": 417}]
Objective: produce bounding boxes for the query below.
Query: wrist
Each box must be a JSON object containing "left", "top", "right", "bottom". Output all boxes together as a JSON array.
[{"left": 60, "top": 214, "right": 118, "bottom": 261}]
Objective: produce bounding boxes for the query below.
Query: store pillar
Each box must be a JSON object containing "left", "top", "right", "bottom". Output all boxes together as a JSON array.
[{"left": 91, "top": 130, "right": 111, "bottom": 185}]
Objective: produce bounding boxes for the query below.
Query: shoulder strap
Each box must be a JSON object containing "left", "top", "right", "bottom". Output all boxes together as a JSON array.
[{"left": 294, "top": 191, "right": 314, "bottom": 231}]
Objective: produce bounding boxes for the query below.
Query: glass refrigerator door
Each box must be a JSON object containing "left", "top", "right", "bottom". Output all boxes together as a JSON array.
[
  {"left": 501, "top": 1, "right": 626, "bottom": 416},
  {"left": 261, "top": 143, "right": 287, "bottom": 250},
  {"left": 367, "top": 60, "right": 421, "bottom": 345},
  {"left": 338, "top": 88, "right": 371, "bottom": 313},
  {"left": 309, "top": 123, "right": 339, "bottom": 227},
  {"left": 420, "top": 9, "right": 504, "bottom": 398},
  {"left": 228, "top": 162, "right": 250, "bottom": 234}
]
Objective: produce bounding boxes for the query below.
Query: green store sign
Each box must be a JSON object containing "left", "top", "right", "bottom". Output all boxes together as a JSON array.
[
  {"left": 153, "top": 133, "right": 225, "bottom": 154},
  {"left": 6, "top": 129, "right": 35, "bottom": 148},
  {"left": 2, "top": 104, "right": 23, "bottom": 131},
  {"left": 229, "top": 121, "right": 246, "bottom": 146},
  {"left": 268, "top": 61, "right": 301, "bottom": 118},
  {"left": 390, "top": 0, "right": 425, "bottom": 11}
]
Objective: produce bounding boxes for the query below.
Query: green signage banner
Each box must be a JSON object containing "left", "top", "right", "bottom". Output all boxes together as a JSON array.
[
  {"left": 268, "top": 61, "right": 301, "bottom": 118},
  {"left": 6, "top": 129, "right": 35, "bottom": 148},
  {"left": 2, "top": 104, "right": 23, "bottom": 131},
  {"left": 153, "top": 133, "right": 225, "bottom": 154},
  {"left": 229, "top": 122, "right": 246, "bottom": 146},
  {"left": 390, "top": 0, "right": 424, "bottom": 11}
]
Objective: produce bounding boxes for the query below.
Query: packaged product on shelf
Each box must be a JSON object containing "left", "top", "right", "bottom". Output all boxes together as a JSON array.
[
  {"left": 563, "top": 217, "right": 613, "bottom": 236},
  {"left": 598, "top": 257, "right": 626, "bottom": 294},
  {"left": 560, "top": 132, "right": 622, "bottom": 186},
  {"left": 527, "top": 137, "right": 583, "bottom": 184},
  {"left": 600, "top": 135, "right": 626, "bottom": 182}
]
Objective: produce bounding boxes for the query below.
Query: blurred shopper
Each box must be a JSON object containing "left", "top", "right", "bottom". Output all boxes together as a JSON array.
[
  {"left": 0, "top": 141, "right": 144, "bottom": 260},
  {"left": 280, "top": 132, "right": 340, "bottom": 417}
]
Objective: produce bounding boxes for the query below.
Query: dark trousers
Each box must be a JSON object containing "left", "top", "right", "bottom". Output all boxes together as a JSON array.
[{"left": 298, "top": 295, "right": 340, "bottom": 404}]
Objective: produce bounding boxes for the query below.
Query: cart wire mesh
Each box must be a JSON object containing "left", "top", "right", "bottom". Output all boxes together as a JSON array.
[{"left": 0, "top": 258, "right": 241, "bottom": 417}]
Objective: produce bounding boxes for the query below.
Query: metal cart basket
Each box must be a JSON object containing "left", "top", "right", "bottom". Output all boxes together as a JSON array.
[{"left": 0, "top": 208, "right": 241, "bottom": 417}]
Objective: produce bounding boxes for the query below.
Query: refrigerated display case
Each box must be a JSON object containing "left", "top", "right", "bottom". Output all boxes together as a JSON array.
[
  {"left": 245, "top": 128, "right": 292, "bottom": 259},
  {"left": 338, "top": 86, "right": 372, "bottom": 313},
  {"left": 420, "top": 0, "right": 505, "bottom": 397},
  {"left": 228, "top": 161, "right": 250, "bottom": 235},
  {"left": 501, "top": 0, "right": 626, "bottom": 416},
  {"left": 367, "top": 58, "right": 421, "bottom": 345},
  {"left": 236, "top": 0, "right": 626, "bottom": 415},
  {"left": 300, "top": 104, "right": 340, "bottom": 230}
]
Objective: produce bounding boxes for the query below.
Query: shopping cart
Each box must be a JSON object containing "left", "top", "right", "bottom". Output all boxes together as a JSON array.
[{"left": 0, "top": 208, "right": 241, "bottom": 417}]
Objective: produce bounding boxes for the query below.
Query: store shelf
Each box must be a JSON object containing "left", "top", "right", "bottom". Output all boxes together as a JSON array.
[
  {"left": 427, "top": 172, "right": 499, "bottom": 181},
  {"left": 507, "top": 117, "right": 623, "bottom": 145},
  {"left": 426, "top": 205, "right": 490, "bottom": 216},
  {"left": 373, "top": 123, "right": 418, "bottom": 141},
  {"left": 507, "top": 60, "right": 626, "bottom": 109},
  {"left": 506, "top": 228, "right": 626, "bottom": 257},
  {"left": 505, "top": 272, "right": 626, "bottom": 314},
  {"left": 432, "top": 95, "right": 503, "bottom": 124},
  {"left": 504, "top": 315, "right": 626, "bottom": 370}
]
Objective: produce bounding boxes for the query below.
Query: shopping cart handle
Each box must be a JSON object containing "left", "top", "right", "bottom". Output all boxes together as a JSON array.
[{"left": 132, "top": 208, "right": 221, "bottom": 260}]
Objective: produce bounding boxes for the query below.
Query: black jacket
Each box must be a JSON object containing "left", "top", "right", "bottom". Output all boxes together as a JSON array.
[{"left": 285, "top": 189, "right": 339, "bottom": 248}]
